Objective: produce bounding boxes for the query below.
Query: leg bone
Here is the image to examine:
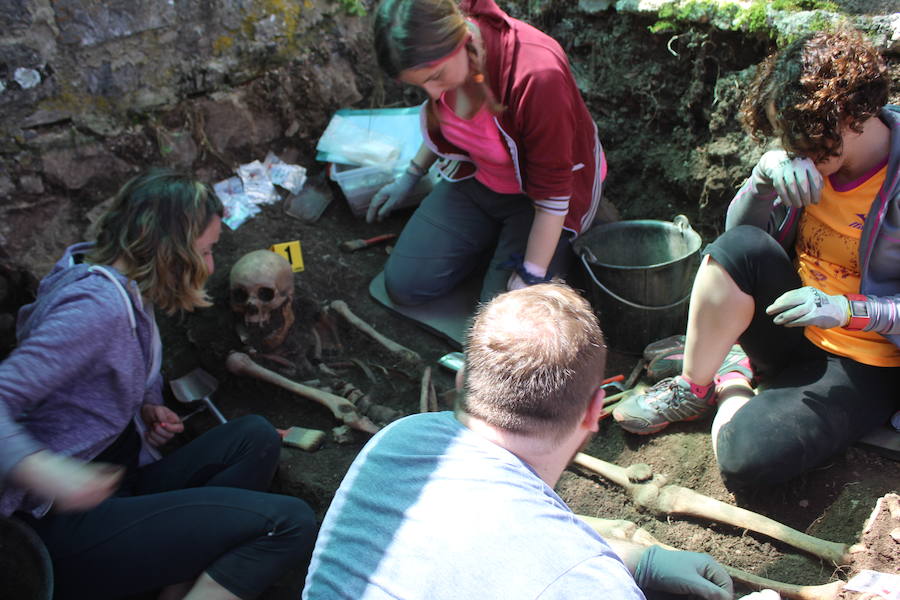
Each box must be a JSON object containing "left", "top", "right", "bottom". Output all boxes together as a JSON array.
[
  {"left": 329, "top": 300, "right": 421, "bottom": 363},
  {"left": 226, "top": 351, "right": 379, "bottom": 433},
  {"left": 577, "top": 514, "right": 844, "bottom": 600},
  {"left": 573, "top": 453, "right": 850, "bottom": 565}
]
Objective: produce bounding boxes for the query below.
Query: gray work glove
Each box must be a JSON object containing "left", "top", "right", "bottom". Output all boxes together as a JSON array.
[
  {"left": 634, "top": 546, "right": 733, "bottom": 600},
  {"left": 766, "top": 286, "right": 849, "bottom": 329},
  {"left": 754, "top": 150, "right": 823, "bottom": 208},
  {"left": 366, "top": 170, "right": 422, "bottom": 223}
]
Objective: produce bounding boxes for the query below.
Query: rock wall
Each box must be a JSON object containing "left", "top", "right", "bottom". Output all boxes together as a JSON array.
[
  {"left": 1, "top": 0, "right": 898, "bottom": 281},
  {"left": 1, "top": 0, "right": 376, "bottom": 277}
]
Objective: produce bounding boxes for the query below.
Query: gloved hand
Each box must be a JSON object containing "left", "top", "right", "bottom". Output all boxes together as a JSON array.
[
  {"left": 766, "top": 286, "right": 849, "bottom": 329},
  {"left": 366, "top": 170, "right": 422, "bottom": 223},
  {"left": 506, "top": 259, "right": 548, "bottom": 291},
  {"left": 634, "top": 546, "right": 733, "bottom": 600},
  {"left": 739, "top": 590, "right": 781, "bottom": 600},
  {"left": 755, "top": 150, "right": 823, "bottom": 207}
]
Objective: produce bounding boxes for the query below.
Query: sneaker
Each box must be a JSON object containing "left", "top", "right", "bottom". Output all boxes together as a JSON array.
[
  {"left": 714, "top": 345, "right": 753, "bottom": 387},
  {"left": 646, "top": 343, "right": 753, "bottom": 386},
  {"left": 612, "top": 375, "right": 715, "bottom": 435}
]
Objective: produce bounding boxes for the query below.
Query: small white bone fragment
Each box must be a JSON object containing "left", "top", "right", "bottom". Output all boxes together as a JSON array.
[
  {"left": 329, "top": 300, "right": 421, "bottom": 363},
  {"left": 420, "top": 367, "right": 433, "bottom": 414}
]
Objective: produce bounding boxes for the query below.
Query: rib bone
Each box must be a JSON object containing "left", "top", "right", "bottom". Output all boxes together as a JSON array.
[{"left": 573, "top": 453, "right": 850, "bottom": 565}]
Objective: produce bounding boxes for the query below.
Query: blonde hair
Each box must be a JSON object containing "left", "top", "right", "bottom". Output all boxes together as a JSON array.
[
  {"left": 88, "top": 169, "right": 223, "bottom": 314},
  {"left": 463, "top": 283, "right": 607, "bottom": 440}
]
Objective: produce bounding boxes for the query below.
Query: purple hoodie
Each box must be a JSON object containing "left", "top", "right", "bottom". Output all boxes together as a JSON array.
[{"left": 0, "top": 243, "right": 163, "bottom": 517}]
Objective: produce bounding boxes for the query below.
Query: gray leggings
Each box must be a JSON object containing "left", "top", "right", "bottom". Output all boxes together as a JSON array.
[
  {"left": 384, "top": 178, "right": 574, "bottom": 305},
  {"left": 707, "top": 226, "right": 899, "bottom": 488}
]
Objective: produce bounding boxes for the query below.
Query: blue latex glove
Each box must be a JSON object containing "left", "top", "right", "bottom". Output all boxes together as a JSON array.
[
  {"left": 366, "top": 170, "right": 422, "bottom": 223},
  {"left": 766, "top": 286, "right": 849, "bottom": 329},
  {"left": 755, "top": 150, "right": 823, "bottom": 207},
  {"left": 634, "top": 546, "right": 733, "bottom": 600}
]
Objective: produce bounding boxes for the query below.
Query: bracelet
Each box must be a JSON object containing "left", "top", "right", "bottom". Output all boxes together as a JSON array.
[
  {"left": 844, "top": 293, "right": 870, "bottom": 331},
  {"left": 499, "top": 254, "right": 553, "bottom": 286},
  {"left": 407, "top": 160, "right": 427, "bottom": 178}
]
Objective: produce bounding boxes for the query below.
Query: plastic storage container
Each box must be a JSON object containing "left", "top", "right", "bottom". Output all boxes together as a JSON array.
[{"left": 330, "top": 162, "right": 438, "bottom": 218}]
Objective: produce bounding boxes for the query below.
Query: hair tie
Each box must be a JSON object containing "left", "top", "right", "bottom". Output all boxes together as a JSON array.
[{"left": 472, "top": 73, "right": 485, "bottom": 84}]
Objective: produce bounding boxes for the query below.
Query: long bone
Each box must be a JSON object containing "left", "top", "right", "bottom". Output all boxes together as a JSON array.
[
  {"left": 573, "top": 453, "right": 851, "bottom": 565},
  {"left": 576, "top": 514, "right": 844, "bottom": 600},
  {"left": 226, "top": 352, "right": 380, "bottom": 434},
  {"left": 329, "top": 300, "right": 421, "bottom": 363}
]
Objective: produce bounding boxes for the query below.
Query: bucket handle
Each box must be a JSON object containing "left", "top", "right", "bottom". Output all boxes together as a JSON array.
[
  {"left": 579, "top": 254, "right": 692, "bottom": 311},
  {"left": 673, "top": 214, "right": 692, "bottom": 233}
]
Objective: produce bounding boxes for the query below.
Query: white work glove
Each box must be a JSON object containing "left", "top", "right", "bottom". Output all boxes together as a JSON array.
[
  {"left": 634, "top": 546, "right": 733, "bottom": 600},
  {"left": 766, "top": 286, "right": 849, "bottom": 329},
  {"left": 740, "top": 590, "right": 781, "bottom": 600},
  {"left": 366, "top": 170, "right": 423, "bottom": 223},
  {"left": 755, "top": 150, "right": 824, "bottom": 207}
]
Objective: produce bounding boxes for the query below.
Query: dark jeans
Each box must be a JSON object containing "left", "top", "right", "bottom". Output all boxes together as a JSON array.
[
  {"left": 704, "top": 226, "right": 899, "bottom": 488},
  {"left": 384, "top": 178, "right": 574, "bottom": 305},
  {"left": 22, "top": 415, "right": 316, "bottom": 600}
]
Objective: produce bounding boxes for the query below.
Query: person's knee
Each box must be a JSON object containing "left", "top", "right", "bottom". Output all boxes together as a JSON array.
[
  {"left": 384, "top": 258, "right": 436, "bottom": 306},
  {"left": 228, "top": 414, "right": 281, "bottom": 457},
  {"left": 715, "top": 424, "right": 775, "bottom": 489},
  {"left": 272, "top": 496, "right": 318, "bottom": 560},
  {"left": 712, "top": 225, "right": 781, "bottom": 262}
]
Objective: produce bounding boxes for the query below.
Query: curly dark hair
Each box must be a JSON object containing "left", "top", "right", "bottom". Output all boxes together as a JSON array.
[{"left": 740, "top": 29, "right": 889, "bottom": 162}]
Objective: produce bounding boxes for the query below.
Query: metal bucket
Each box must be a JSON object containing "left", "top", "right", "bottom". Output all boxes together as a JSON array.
[
  {"left": 0, "top": 517, "right": 53, "bottom": 600},
  {"left": 574, "top": 215, "right": 702, "bottom": 354}
]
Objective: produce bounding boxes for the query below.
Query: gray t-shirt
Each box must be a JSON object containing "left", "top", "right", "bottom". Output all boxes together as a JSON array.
[{"left": 303, "top": 411, "right": 645, "bottom": 600}]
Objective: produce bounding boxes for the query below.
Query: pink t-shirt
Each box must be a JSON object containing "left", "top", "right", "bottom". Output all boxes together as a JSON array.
[{"left": 436, "top": 93, "right": 521, "bottom": 194}]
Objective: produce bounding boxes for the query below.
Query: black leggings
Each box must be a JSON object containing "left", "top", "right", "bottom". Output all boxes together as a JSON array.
[
  {"left": 22, "top": 415, "right": 316, "bottom": 599},
  {"left": 704, "top": 226, "right": 899, "bottom": 488}
]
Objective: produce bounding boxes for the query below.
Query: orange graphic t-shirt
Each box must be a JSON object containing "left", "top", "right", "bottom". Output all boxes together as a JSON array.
[{"left": 794, "top": 161, "right": 900, "bottom": 366}]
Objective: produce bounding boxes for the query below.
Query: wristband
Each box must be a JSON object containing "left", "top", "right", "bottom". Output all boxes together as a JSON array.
[
  {"left": 844, "top": 294, "right": 870, "bottom": 331},
  {"left": 499, "top": 254, "right": 553, "bottom": 286},
  {"left": 407, "top": 159, "right": 427, "bottom": 178}
]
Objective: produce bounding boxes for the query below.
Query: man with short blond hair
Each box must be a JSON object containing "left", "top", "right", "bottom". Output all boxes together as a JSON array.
[
  {"left": 464, "top": 283, "right": 606, "bottom": 438},
  {"left": 303, "top": 284, "right": 733, "bottom": 600}
]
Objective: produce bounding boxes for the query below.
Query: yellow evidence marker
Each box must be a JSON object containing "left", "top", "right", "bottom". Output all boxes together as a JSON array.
[{"left": 269, "top": 240, "right": 304, "bottom": 272}]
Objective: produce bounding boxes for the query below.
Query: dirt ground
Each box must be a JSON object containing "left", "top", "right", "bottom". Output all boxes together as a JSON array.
[
  {"left": 148, "top": 5, "right": 900, "bottom": 597},
  {"left": 155, "top": 170, "right": 900, "bottom": 598}
]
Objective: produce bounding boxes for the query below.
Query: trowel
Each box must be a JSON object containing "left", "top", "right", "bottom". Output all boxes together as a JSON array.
[{"left": 169, "top": 368, "right": 227, "bottom": 424}]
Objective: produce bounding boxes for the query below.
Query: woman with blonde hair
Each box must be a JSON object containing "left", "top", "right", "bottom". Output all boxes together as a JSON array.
[
  {"left": 368, "top": 0, "right": 606, "bottom": 304},
  {"left": 0, "top": 169, "right": 315, "bottom": 599}
]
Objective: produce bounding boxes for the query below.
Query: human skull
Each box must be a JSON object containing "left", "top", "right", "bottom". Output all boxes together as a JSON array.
[{"left": 229, "top": 250, "right": 295, "bottom": 350}]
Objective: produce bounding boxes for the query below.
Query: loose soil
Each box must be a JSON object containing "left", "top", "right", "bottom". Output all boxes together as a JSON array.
[
  {"left": 6, "top": 3, "right": 900, "bottom": 597},
  {"left": 156, "top": 6, "right": 900, "bottom": 598},
  {"left": 158, "top": 180, "right": 899, "bottom": 598}
]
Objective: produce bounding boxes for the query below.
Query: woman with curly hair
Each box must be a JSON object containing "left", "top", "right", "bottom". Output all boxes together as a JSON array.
[
  {"left": 366, "top": 0, "right": 605, "bottom": 304},
  {"left": 613, "top": 30, "right": 900, "bottom": 488},
  {"left": 0, "top": 170, "right": 316, "bottom": 599}
]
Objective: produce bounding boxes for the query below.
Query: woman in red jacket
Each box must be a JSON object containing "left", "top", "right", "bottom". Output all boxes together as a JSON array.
[{"left": 368, "top": 0, "right": 606, "bottom": 304}]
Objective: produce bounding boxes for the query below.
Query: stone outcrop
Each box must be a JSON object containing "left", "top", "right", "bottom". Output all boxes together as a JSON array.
[{"left": 1, "top": 0, "right": 374, "bottom": 277}]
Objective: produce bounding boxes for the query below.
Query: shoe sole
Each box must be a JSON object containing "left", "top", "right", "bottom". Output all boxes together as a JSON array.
[{"left": 615, "top": 409, "right": 708, "bottom": 435}]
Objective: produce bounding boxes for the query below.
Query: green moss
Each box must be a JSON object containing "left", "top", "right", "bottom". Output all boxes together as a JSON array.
[
  {"left": 649, "top": 0, "right": 842, "bottom": 43},
  {"left": 334, "top": 0, "right": 366, "bottom": 16},
  {"left": 212, "top": 35, "right": 234, "bottom": 55}
]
